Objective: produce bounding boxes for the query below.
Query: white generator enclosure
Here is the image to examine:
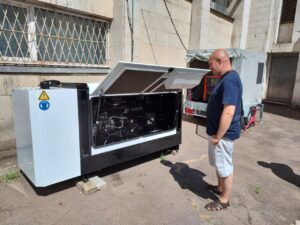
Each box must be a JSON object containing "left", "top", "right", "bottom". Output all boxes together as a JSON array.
[
  {"left": 12, "top": 62, "right": 207, "bottom": 187},
  {"left": 184, "top": 49, "right": 266, "bottom": 119}
]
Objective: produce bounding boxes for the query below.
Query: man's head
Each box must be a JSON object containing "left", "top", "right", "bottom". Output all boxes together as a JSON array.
[{"left": 208, "top": 49, "right": 232, "bottom": 76}]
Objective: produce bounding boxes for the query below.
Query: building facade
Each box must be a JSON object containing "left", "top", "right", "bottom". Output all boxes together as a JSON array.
[{"left": 0, "top": 0, "right": 299, "bottom": 152}]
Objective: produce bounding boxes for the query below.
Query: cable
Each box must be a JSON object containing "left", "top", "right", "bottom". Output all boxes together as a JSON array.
[
  {"left": 126, "top": 0, "right": 134, "bottom": 62},
  {"left": 163, "top": 0, "right": 187, "bottom": 51},
  {"left": 141, "top": 9, "right": 158, "bottom": 64}
]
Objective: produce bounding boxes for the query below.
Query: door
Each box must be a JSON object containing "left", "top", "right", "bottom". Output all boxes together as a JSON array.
[{"left": 267, "top": 54, "right": 298, "bottom": 103}]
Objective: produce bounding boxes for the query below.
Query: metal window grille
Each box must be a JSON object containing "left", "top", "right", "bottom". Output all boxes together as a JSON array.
[
  {"left": 280, "top": 0, "right": 297, "bottom": 24},
  {"left": 0, "top": 3, "right": 29, "bottom": 61},
  {"left": 0, "top": 1, "right": 109, "bottom": 67}
]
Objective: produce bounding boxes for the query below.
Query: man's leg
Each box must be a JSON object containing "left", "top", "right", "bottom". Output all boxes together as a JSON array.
[
  {"left": 219, "top": 173, "right": 233, "bottom": 203},
  {"left": 205, "top": 139, "right": 234, "bottom": 210},
  {"left": 217, "top": 171, "right": 223, "bottom": 192}
]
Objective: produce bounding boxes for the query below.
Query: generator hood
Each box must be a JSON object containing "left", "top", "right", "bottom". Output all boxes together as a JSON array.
[{"left": 91, "top": 62, "right": 209, "bottom": 96}]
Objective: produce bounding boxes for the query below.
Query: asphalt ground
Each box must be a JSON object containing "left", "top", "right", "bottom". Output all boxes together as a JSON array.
[{"left": 0, "top": 103, "right": 299, "bottom": 225}]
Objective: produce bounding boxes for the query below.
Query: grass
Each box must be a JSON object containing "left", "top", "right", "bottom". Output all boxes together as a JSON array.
[{"left": 1, "top": 170, "right": 21, "bottom": 183}]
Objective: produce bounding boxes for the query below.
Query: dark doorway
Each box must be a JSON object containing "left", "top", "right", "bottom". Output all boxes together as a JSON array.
[{"left": 267, "top": 54, "right": 298, "bottom": 103}]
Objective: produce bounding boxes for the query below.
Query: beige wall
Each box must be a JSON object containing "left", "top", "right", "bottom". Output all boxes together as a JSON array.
[
  {"left": 139, "top": 0, "right": 191, "bottom": 66},
  {"left": 206, "top": 12, "right": 233, "bottom": 48},
  {"left": 110, "top": 0, "right": 126, "bottom": 66},
  {"left": 278, "top": 23, "right": 294, "bottom": 43},
  {"left": 189, "top": 0, "right": 210, "bottom": 50},
  {"left": 120, "top": 0, "right": 192, "bottom": 67},
  {"left": 246, "top": 0, "right": 273, "bottom": 53},
  {"left": 37, "top": 0, "right": 113, "bottom": 19},
  {"left": 231, "top": 2, "right": 244, "bottom": 48}
]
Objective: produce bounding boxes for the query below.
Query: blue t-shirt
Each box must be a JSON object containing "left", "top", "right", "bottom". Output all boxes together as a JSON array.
[{"left": 206, "top": 70, "right": 243, "bottom": 140}]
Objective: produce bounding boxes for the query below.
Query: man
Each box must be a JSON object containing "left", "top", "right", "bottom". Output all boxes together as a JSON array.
[{"left": 205, "top": 49, "right": 243, "bottom": 211}]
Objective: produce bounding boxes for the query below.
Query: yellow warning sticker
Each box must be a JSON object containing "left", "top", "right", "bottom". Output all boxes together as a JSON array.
[{"left": 39, "top": 90, "right": 50, "bottom": 101}]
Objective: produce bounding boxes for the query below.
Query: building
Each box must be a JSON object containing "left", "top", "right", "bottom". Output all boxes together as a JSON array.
[{"left": 0, "top": 0, "right": 299, "bottom": 152}]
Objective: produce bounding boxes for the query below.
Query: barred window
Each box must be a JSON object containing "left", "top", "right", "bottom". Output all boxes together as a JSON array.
[
  {"left": 0, "top": 4, "right": 29, "bottom": 60},
  {"left": 280, "top": 0, "right": 297, "bottom": 24},
  {"left": 0, "top": 1, "right": 109, "bottom": 67}
]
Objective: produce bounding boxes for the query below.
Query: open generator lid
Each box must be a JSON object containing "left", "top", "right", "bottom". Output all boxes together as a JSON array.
[{"left": 91, "top": 62, "right": 209, "bottom": 96}]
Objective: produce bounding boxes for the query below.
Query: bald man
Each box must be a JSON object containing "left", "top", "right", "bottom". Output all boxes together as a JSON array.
[{"left": 205, "top": 49, "right": 243, "bottom": 211}]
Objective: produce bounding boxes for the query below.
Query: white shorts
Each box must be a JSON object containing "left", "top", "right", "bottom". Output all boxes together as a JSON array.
[{"left": 208, "top": 137, "right": 234, "bottom": 178}]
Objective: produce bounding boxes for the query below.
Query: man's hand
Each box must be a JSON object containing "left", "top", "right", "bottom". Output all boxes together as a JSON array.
[
  {"left": 211, "top": 135, "right": 220, "bottom": 145},
  {"left": 211, "top": 104, "right": 235, "bottom": 145}
]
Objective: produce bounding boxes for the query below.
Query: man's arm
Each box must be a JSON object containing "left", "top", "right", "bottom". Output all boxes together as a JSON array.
[{"left": 211, "top": 104, "right": 235, "bottom": 145}]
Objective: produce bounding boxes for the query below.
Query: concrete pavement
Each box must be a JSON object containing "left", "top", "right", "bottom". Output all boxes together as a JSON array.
[{"left": 0, "top": 103, "right": 299, "bottom": 225}]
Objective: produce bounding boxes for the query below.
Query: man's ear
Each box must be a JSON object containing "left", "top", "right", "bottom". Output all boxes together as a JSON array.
[{"left": 216, "top": 58, "right": 221, "bottom": 65}]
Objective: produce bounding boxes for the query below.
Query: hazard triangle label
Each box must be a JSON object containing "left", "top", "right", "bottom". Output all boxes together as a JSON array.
[{"left": 38, "top": 91, "right": 50, "bottom": 100}]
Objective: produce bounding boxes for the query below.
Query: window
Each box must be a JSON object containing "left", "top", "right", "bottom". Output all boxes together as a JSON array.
[
  {"left": 210, "top": 0, "right": 229, "bottom": 15},
  {"left": 280, "top": 0, "right": 297, "bottom": 24},
  {"left": 0, "top": 1, "right": 109, "bottom": 67},
  {"left": 0, "top": 4, "right": 29, "bottom": 60}
]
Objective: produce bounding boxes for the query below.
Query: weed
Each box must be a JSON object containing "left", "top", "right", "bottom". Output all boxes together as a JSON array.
[
  {"left": 1, "top": 170, "right": 21, "bottom": 183},
  {"left": 192, "top": 202, "right": 199, "bottom": 211},
  {"left": 254, "top": 185, "right": 262, "bottom": 194},
  {"left": 160, "top": 153, "right": 166, "bottom": 161},
  {"left": 199, "top": 214, "right": 210, "bottom": 222}
]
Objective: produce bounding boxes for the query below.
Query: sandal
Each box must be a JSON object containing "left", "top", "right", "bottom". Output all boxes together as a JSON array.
[
  {"left": 207, "top": 184, "right": 222, "bottom": 195},
  {"left": 205, "top": 199, "right": 230, "bottom": 211}
]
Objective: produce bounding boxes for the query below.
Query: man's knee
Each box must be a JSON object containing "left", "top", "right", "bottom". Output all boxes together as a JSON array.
[{"left": 216, "top": 167, "right": 233, "bottom": 178}]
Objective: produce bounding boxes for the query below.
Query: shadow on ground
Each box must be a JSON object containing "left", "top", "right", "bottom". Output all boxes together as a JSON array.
[
  {"left": 161, "top": 160, "right": 218, "bottom": 201},
  {"left": 257, "top": 161, "right": 300, "bottom": 188},
  {"left": 27, "top": 151, "right": 166, "bottom": 196},
  {"left": 263, "top": 103, "right": 300, "bottom": 121}
]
